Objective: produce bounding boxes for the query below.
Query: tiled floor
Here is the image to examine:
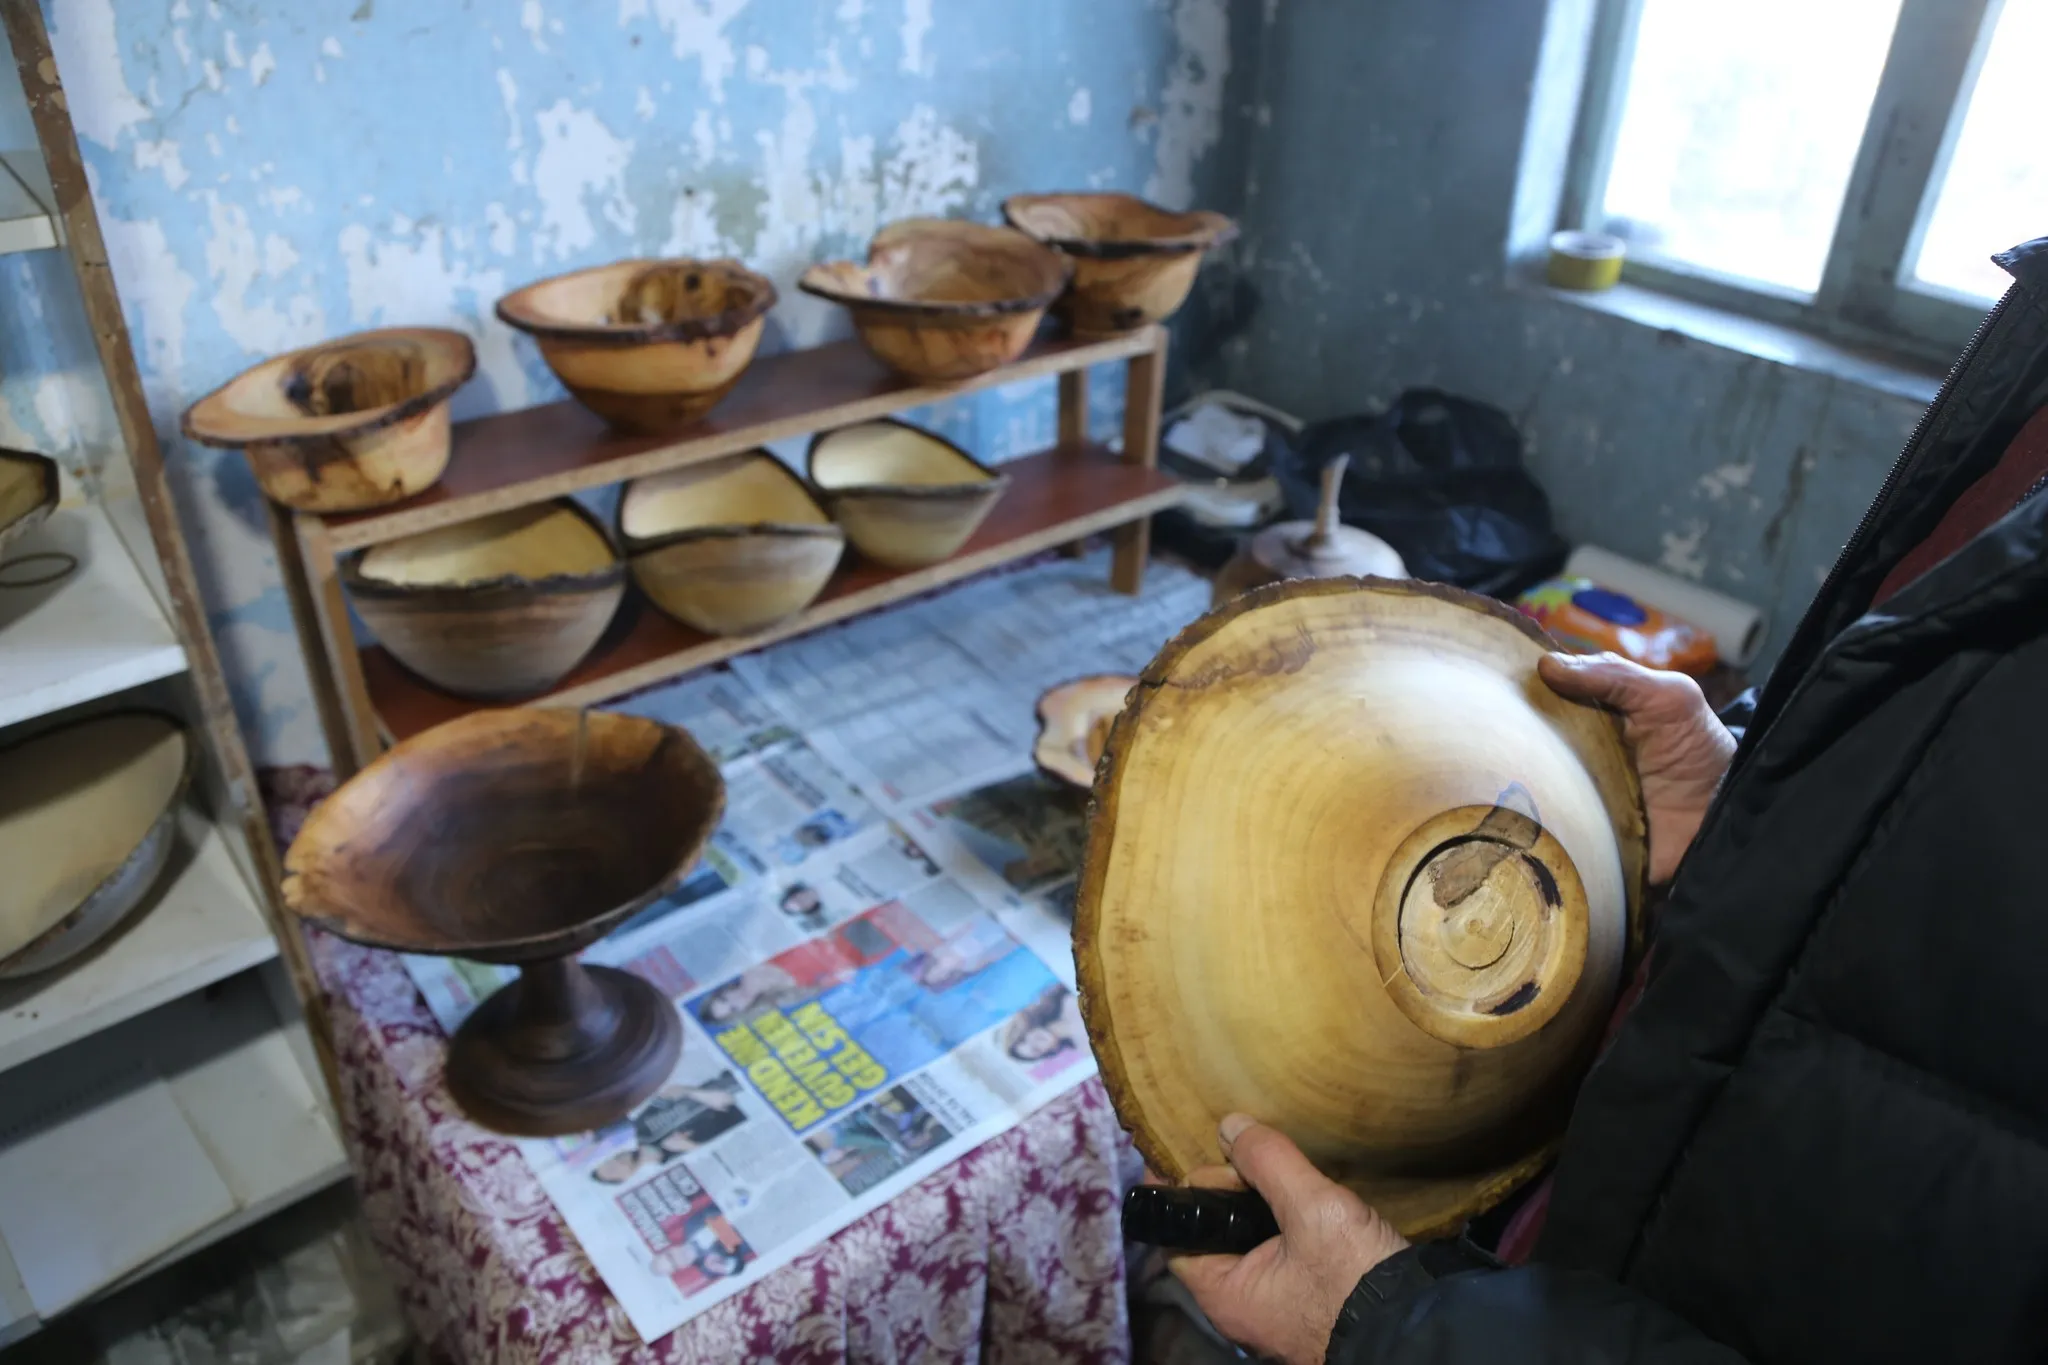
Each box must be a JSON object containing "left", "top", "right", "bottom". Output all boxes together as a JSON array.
[{"left": 1, "top": 1187, "right": 412, "bottom": 1365}]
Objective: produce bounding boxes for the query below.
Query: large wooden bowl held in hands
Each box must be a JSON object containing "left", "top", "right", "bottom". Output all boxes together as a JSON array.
[
  {"left": 1002, "top": 192, "right": 1237, "bottom": 336},
  {"left": 798, "top": 219, "right": 1071, "bottom": 383},
  {"left": 497, "top": 259, "right": 776, "bottom": 435},
  {"left": 619, "top": 452, "right": 844, "bottom": 636},
  {"left": 182, "top": 328, "right": 476, "bottom": 512},
  {"left": 1076, "top": 578, "right": 1647, "bottom": 1237},
  {"left": 0, "top": 712, "right": 194, "bottom": 978},
  {"left": 343, "top": 500, "right": 625, "bottom": 700},
  {"left": 283, "top": 709, "right": 726, "bottom": 1135},
  {"left": 808, "top": 419, "right": 1008, "bottom": 568},
  {"left": 0, "top": 449, "right": 58, "bottom": 556}
]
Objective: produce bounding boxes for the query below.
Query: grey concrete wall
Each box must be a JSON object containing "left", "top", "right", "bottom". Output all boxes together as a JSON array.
[{"left": 1215, "top": 1, "right": 1938, "bottom": 672}]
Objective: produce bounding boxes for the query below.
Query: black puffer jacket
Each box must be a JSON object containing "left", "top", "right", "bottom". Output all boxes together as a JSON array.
[{"left": 1331, "top": 238, "right": 2048, "bottom": 1365}]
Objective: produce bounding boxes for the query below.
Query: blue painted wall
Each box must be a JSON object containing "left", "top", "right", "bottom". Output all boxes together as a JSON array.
[
  {"left": 33, "top": 0, "right": 1252, "bottom": 763},
  {"left": 1211, "top": 1, "right": 1938, "bottom": 674}
]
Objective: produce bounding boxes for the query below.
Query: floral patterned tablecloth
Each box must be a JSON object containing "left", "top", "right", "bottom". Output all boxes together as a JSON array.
[{"left": 268, "top": 767, "right": 1133, "bottom": 1365}]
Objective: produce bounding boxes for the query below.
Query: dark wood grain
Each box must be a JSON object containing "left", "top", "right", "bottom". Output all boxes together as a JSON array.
[{"left": 365, "top": 441, "right": 1184, "bottom": 741}]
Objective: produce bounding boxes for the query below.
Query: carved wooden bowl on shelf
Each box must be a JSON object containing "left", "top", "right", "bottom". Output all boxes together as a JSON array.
[
  {"left": 808, "top": 419, "right": 1008, "bottom": 568},
  {"left": 1075, "top": 578, "right": 1647, "bottom": 1238},
  {"left": 1002, "top": 192, "right": 1237, "bottom": 336},
  {"left": 181, "top": 328, "right": 476, "bottom": 512},
  {"left": 0, "top": 448, "right": 58, "bottom": 556},
  {"left": 0, "top": 712, "right": 194, "bottom": 979},
  {"left": 1033, "top": 674, "right": 1137, "bottom": 790},
  {"left": 282, "top": 709, "right": 726, "bottom": 1136},
  {"left": 619, "top": 451, "right": 844, "bottom": 637},
  {"left": 342, "top": 499, "right": 625, "bottom": 700},
  {"left": 798, "top": 219, "right": 1071, "bottom": 383},
  {"left": 496, "top": 258, "right": 777, "bottom": 435}
]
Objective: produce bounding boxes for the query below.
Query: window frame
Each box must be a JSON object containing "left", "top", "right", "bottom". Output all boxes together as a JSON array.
[{"left": 1560, "top": 0, "right": 2009, "bottom": 367}]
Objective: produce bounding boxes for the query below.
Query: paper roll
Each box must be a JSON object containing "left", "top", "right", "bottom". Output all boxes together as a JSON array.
[{"left": 1563, "top": 545, "right": 1768, "bottom": 667}]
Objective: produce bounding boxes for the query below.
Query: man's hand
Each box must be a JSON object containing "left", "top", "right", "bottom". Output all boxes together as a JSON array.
[
  {"left": 1169, "top": 1115, "right": 1409, "bottom": 1365},
  {"left": 1539, "top": 652, "right": 1736, "bottom": 884}
]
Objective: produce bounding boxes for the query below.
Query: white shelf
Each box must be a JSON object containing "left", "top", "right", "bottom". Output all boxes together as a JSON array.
[
  {"left": 0, "top": 812, "right": 279, "bottom": 1075},
  {"left": 0, "top": 973, "right": 347, "bottom": 1333},
  {"left": 0, "top": 151, "right": 57, "bottom": 256},
  {"left": 0, "top": 500, "right": 187, "bottom": 729}
]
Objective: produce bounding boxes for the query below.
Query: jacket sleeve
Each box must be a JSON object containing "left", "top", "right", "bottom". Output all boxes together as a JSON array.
[{"left": 1325, "top": 1247, "right": 1749, "bottom": 1365}]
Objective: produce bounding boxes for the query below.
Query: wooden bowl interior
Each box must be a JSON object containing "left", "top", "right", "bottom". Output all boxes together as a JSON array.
[
  {"left": 188, "top": 329, "right": 473, "bottom": 441},
  {"left": 503, "top": 259, "right": 772, "bottom": 335},
  {"left": 621, "top": 453, "right": 828, "bottom": 539},
  {"left": 810, "top": 423, "right": 994, "bottom": 491},
  {"left": 0, "top": 714, "right": 190, "bottom": 962},
  {"left": 357, "top": 502, "right": 616, "bottom": 588},
  {"left": 285, "top": 711, "right": 722, "bottom": 955},
  {"left": 1034, "top": 674, "right": 1136, "bottom": 788},
  {"left": 802, "top": 221, "right": 1067, "bottom": 310},
  {"left": 1006, "top": 193, "right": 1234, "bottom": 251}
]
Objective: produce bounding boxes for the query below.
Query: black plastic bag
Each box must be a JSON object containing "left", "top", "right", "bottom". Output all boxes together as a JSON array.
[{"left": 1277, "top": 389, "right": 1567, "bottom": 598}]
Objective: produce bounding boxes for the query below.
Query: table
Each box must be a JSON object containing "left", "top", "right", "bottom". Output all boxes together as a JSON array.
[{"left": 267, "top": 767, "right": 1136, "bottom": 1364}]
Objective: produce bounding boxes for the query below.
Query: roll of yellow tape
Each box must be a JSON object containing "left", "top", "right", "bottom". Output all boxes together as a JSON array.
[{"left": 1547, "top": 230, "right": 1626, "bottom": 291}]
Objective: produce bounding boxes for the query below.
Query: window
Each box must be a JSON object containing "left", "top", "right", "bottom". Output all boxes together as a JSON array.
[{"left": 1563, "top": 0, "right": 2043, "bottom": 362}]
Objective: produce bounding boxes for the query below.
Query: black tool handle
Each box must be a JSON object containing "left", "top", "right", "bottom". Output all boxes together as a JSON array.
[{"left": 1122, "top": 1184, "right": 1280, "bottom": 1256}]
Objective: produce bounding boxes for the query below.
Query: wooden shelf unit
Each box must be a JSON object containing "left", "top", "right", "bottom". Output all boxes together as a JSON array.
[{"left": 276, "top": 325, "right": 1182, "bottom": 774}]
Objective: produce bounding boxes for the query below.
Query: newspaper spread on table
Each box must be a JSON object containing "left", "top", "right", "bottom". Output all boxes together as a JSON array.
[{"left": 400, "top": 550, "right": 1213, "bottom": 1342}]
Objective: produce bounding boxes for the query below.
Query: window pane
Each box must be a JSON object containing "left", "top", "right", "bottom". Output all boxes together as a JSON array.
[
  {"left": 1599, "top": 0, "right": 1903, "bottom": 294},
  {"left": 1912, "top": 0, "right": 2048, "bottom": 301}
]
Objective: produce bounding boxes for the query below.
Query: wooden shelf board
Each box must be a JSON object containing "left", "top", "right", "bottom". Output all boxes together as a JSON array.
[
  {"left": 365, "top": 441, "right": 1184, "bottom": 741},
  {"left": 322, "top": 327, "right": 1160, "bottom": 550},
  {"left": 0, "top": 815, "right": 280, "bottom": 1075},
  {"left": 0, "top": 501, "right": 187, "bottom": 729}
]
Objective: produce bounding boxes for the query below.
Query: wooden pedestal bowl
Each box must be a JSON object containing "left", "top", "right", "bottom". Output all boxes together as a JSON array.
[
  {"left": 798, "top": 219, "right": 1070, "bottom": 383},
  {"left": 808, "top": 419, "right": 1008, "bottom": 568},
  {"left": 0, "top": 712, "right": 194, "bottom": 978},
  {"left": 1076, "top": 578, "right": 1647, "bottom": 1238},
  {"left": 1213, "top": 454, "right": 1406, "bottom": 605},
  {"left": 0, "top": 449, "right": 58, "bottom": 556},
  {"left": 1033, "top": 675, "right": 1137, "bottom": 790},
  {"left": 619, "top": 452, "right": 844, "bottom": 636},
  {"left": 496, "top": 259, "right": 776, "bottom": 434},
  {"left": 342, "top": 500, "right": 625, "bottom": 700},
  {"left": 283, "top": 709, "right": 726, "bottom": 1136},
  {"left": 182, "top": 328, "right": 476, "bottom": 512},
  {"left": 1002, "top": 192, "right": 1237, "bottom": 336}
]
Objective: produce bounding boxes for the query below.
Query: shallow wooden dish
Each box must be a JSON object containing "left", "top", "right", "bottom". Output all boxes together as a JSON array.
[
  {"left": 808, "top": 419, "right": 1008, "bottom": 569},
  {"left": 619, "top": 451, "right": 844, "bottom": 637},
  {"left": 0, "top": 712, "right": 194, "bottom": 979},
  {"left": 1034, "top": 674, "right": 1136, "bottom": 790},
  {"left": 283, "top": 708, "right": 726, "bottom": 1135},
  {"left": 182, "top": 328, "right": 476, "bottom": 512},
  {"left": 1002, "top": 192, "right": 1236, "bottom": 336},
  {"left": 1076, "top": 578, "right": 1647, "bottom": 1238},
  {"left": 343, "top": 499, "right": 624, "bottom": 701},
  {"left": 497, "top": 258, "right": 776, "bottom": 434},
  {"left": 798, "top": 219, "right": 1070, "bottom": 383},
  {"left": 0, "top": 448, "right": 58, "bottom": 556}
]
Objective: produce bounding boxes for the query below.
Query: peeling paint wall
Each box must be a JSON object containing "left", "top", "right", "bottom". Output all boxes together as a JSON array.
[
  {"left": 38, "top": 0, "right": 1248, "bottom": 763},
  {"left": 1218, "top": 0, "right": 1930, "bottom": 674}
]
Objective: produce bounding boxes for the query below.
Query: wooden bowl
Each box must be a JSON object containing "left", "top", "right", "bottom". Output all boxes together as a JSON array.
[
  {"left": 1034, "top": 675, "right": 1136, "bottom": 790},
  {"left": 798, "top": 219, "right": 1070, "bottom": 383},
  {"left": 343, "top": 499, "right": 624, "bottom": 700},
  {"left": 0, "top": 448, "right": 58, "bottom": 555},
  {"left": 807, "top": 419, "right": 1008, "bottom": 569},
  {"left": 496, "top": 258, "right": 776, "bottom": 434},
  {"left": 1075, "top": 578, "right": 1647, "bottom": 1238},
  {"left": 1002, "top": 192, "right": 1237, "bottom": 336},
  {"left": 1213, "top": 454, "right": 1406, "bottom": 605},
  {"left": 182, "top": 328, "right": 475, "bottom": 512},
  {"left": 0, "top": 712, "right": 194, "bottom": 978},
  {"left": 282, "top": 708, "right": 726, "bottom": 1135},
  {"left": 619, "top": 452, "right": 844, "bottom": 637}
]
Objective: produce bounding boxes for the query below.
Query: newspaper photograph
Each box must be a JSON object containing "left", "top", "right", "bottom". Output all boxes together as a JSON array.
[{"left": 397, "top": 552, "right": 1211, "bottom": 1341}]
